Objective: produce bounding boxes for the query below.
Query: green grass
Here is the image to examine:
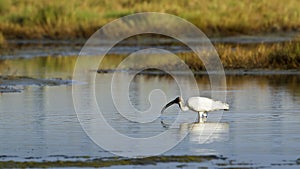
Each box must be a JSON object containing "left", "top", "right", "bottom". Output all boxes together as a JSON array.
[{"left": 0, "top": 0, "right": 300, "bottom": 39}]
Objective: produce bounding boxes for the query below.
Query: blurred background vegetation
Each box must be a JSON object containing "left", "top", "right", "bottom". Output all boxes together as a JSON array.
[
  {"left": 0, "top": 0, "right": 300, "bottom": 39},
  {"left": 0, "top": 0, "right": 300, "bottom": 70}
]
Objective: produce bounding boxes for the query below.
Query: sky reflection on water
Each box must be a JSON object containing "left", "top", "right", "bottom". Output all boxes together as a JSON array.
[{"left": 1, "top": 71, "right": 300, "bottom": 167}]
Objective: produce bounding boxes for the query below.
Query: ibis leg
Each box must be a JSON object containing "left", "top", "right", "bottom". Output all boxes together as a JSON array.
[{"left": 197, "top": 112, "right": 204, "bottom": 123}]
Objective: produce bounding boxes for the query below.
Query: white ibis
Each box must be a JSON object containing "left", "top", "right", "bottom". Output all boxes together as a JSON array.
[{"left": 161, "top": 96, "right": 229, "bottom": 122}]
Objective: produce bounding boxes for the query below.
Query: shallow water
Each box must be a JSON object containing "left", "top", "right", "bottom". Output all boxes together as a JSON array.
[
  {"left": 1, "top": 33, "right": 297, "bottom": 60},
  {"left": 0, "top": 56, "right": 300, "bottom": 168}
]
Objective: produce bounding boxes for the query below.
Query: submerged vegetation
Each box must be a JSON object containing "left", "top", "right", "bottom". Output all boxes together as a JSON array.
[
  {"left": 0, "top": 0, "right": 300, "bottom": 39},
  {"left": 0, "top": 155, "right": 220, "bottom": 168}
]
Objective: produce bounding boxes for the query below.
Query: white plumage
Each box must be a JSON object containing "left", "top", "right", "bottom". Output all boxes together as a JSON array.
[
  {"left": 161, "top": 96, "right": 229, "bottom": 122},
  {"left": 187, "top": 97, "right": 229, "bottom": 112}
]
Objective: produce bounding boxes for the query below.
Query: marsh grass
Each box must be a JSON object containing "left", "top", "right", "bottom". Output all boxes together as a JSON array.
[
  {"left": 0, "top": 0, "right": 300, "bottom": 39},
  {"left": 0, "top": 43, "right": 299, "bottom": 77},
  {"left": 98, "top": 41, "right": 300, "bottom": 70},
  {"left": 215, "top": 41, "right": 300, "bottom": 69},
  {"left": 0, "top": 32, "right": 6, "bottom": 47},
  {"left": 0, "top": 42, "right": 299, "bottom": 71},
  {"left": 189, "top": 41, "right": 300, "bottom": 70}
]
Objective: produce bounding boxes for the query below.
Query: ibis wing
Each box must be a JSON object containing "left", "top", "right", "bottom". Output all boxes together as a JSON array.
[{"left": 187, "top": 97, "right": 229, "bottom": 112}]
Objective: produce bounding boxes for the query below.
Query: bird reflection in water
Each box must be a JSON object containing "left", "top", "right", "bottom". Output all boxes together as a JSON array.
[
  {"left": 161, "top": 115, "right": 229, "bottom": 145},
  {"left": 160, "top": 96, "right": 229, "bottom": 144},
  {"left": 181, "top": 122, "right": 229, "bottom": 144},
  {"left": 161, "top": 116, "right": 229, "bottom": 143}
]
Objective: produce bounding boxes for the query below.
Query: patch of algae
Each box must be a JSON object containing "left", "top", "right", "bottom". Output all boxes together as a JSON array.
[{"left": 0, "top": 155, "right": 222, "bottom": 168}]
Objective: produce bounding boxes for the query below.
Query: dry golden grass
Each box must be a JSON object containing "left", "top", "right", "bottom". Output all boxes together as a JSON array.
[
  {"left": 0, "top": 32, "right": 6, "bottom": 47},
  {"left": 198, "top": 41, "right": 300, "bottom": 70}
]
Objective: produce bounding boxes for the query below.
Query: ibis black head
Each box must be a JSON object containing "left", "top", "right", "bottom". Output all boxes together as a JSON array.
[{"left": 161, "top": 96, "right": 182, "bottom": 114}]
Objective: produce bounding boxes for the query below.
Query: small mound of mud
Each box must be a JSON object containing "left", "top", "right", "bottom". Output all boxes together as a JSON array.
[
  {"left": 0, "top": 86, "right": 22, "bottom": 93},
  {"left": 0, "top": 75, "right": 73, "bottom": 93}
]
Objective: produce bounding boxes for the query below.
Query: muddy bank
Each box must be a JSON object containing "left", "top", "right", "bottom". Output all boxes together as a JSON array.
[
  {"left": 0, "top": 75, "right": 73, "bottom": 93},
  {"left": 0, "top": 155, "right": 299, "bottom": 168},
  {"left": 0, "top": 86, "right": 21, "bottom": 93},
  {"left": 0, "top": 155, "right": 221, "bottom": 168},
  {"left": 97, "top": 69, "right": 300, "bottom": 76}
]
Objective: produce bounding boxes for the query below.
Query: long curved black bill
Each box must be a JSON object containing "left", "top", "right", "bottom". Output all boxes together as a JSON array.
[{"left": 161, "top": 99, "right": 178, "bottom": 114}]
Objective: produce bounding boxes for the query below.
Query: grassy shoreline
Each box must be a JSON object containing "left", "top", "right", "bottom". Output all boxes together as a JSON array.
[
  {"left": 0, "top": 41, "right": 299, "bottom": 70},
  {"left": 213, "top": 41, "right": 300, "bottom": 70},
  {"left": 97, "top": 41, "right": 300, "bottom": 70},
  {"left": 0, "top": 0, "right": 300, "bottom": 40},
  {"left": 1, "top": 0, "right": 300, "bottom": 71}
]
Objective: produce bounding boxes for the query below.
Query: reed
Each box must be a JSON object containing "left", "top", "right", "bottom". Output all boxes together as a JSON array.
[{"left": 0, "top": 32, "right": 6, "bottom": 47}]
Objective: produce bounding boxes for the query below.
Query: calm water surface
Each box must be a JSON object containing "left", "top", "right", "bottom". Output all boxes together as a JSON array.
[{"left": 0, "top": 57, "right": 300, "bottom": 168}]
